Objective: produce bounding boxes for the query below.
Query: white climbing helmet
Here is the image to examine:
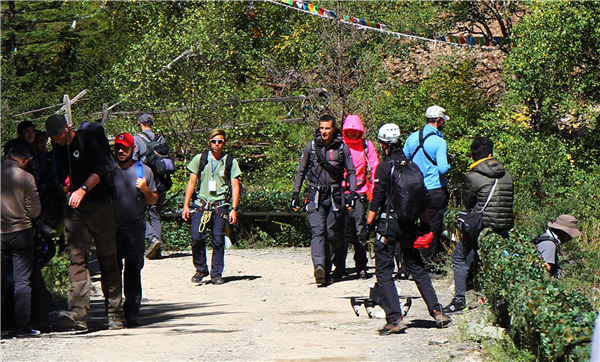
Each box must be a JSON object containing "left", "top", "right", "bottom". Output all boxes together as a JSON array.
[{"left": 378, "top": 123, "right": 401, "bottom": 144}]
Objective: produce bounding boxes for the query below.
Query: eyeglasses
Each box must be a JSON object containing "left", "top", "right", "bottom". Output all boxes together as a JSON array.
[{"left": 210, "top": 139, "right": 224, "bottom": 145}]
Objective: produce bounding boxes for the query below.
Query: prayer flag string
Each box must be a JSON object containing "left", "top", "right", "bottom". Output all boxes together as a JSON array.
[{"left": 267, "top": 0, "right": 503, "bottom": 51}]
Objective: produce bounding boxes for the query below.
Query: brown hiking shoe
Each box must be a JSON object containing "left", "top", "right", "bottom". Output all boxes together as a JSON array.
[
  {"left": 314, "top": 265, "right": 326, "bottom": 285},
  {"left": 58, "top": 310, "right": 88, "bottom": 331},
  {"left": 145, "top": 237, "right": 162, "bottom": 259},
  {"left": 433, "top": 310, "right": 452, "bottom": 328},
  {"left": 108, "top": 313, "right": 123, "bottom": 330},
  {"left": 379, "top": 318, "right": 408, "bottom": 335},
  {"left": 191, "top": 271, "right": 209, "bottom": 283}
]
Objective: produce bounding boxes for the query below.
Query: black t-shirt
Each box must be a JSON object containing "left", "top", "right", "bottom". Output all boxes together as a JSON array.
[{"left": 57, "top": 130, "right": 112, "bottom": 202}]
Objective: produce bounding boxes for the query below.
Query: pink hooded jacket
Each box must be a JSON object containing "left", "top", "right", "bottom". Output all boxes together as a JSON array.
[{"left": 342, "top": 115, "right": 380, "bottom": 199}]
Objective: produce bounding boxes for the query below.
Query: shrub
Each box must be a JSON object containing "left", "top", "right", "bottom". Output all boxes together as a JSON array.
[
  {"left": 42, "top": 250, "right": 70, "bottom": 301},
  {"left": 478, "top": 230, "right": 596, "bottom": 361}
]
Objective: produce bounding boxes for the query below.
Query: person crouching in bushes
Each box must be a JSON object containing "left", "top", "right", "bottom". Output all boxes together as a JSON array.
[
  {"left": 532, "top": 214, "right": 581, "bottom": 278},
  {"left": 362, "top": 123, "right": 451, "bottom": 335},
  {"left": 182, "top": 129, "right": 241, "bottom": 286}
]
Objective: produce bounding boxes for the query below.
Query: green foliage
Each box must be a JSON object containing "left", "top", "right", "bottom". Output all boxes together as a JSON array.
[
  {"left": 161, "top": 217, "right": 191, "bottom": 252},
  {"left": 503, "top": 1, "right": 600, "bottom": 144},
  {"left": 42, "top": 250, "right": 70, "bottom": 301},
  {"left": 478, "top": 231, "right": 596, "bottom": 361}
]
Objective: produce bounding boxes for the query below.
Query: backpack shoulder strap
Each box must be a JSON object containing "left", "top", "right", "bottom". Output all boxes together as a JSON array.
[
  {"left": 139, "top": 131, "right": 153, "bottom": 144},
  {"left": 197, "top": 150, "right": 210, "bottom": 174},
  {"left": 362, "top": 139, "right": 371, "bottom": 173},
  {"left": 225, "top": 153, "right": 234, "bottom": 180},
  {"left": 532, "top": 233, "right": 555, "bottom": 245},
  {"left": 409, "top": 129, "right": 438, "bottom": 165}
]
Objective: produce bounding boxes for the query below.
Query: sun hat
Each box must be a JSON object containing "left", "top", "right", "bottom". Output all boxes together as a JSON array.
[{"left": 548, "top": 214, "right": 582, "bottom": 238}]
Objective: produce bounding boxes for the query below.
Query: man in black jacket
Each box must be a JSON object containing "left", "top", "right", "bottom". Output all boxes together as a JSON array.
[
  {"left": 292, "top": 115, "right": 357, "bottom": 286},
  {"left": 443, "top": 137, "right": 514, "bottom": 314},
  {"left": 45, "top": 115, "right": 123, "bottom": 331},
  {"left": 363, "top": 124, "right": 451, "bottom": 335}
]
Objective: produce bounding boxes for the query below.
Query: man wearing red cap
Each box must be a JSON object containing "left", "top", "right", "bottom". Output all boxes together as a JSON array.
[
  {"left": 533, "top": 214, "right": 582, "bottom": 278},
  {"left": 112, "top": 133, "right": 158, "bottom": 327}
]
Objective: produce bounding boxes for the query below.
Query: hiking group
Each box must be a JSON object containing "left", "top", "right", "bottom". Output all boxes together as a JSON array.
[{"left": 1, "top": 107, "right": 582, "bottom": 337}]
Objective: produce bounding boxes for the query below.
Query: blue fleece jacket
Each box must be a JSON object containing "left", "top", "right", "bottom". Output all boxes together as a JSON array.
[{"left": 402, "top": 124, "right": 450, "bottom": 190}]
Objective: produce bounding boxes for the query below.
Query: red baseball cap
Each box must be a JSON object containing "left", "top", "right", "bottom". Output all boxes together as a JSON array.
[{"left": 115, "top": 133, "right": 134, "bottom": 148}]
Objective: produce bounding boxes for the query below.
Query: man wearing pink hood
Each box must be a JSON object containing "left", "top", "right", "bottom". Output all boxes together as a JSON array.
[{"left": 333, "top": 115, "right": 380, "bottom": 279}]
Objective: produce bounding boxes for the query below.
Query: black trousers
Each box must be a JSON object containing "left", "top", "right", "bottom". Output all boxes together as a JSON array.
[
  {"left": 420, "top": 187, "right": 449, "bottom": 262},
  {"left": 1, "top": 228, "right": 35, "bottom": 330},
  {"left": 335, "top": 195, "right": 369, "bottom": 270},
  {"left": 116, "top": 221, "right": 146, "bottom": 317}
]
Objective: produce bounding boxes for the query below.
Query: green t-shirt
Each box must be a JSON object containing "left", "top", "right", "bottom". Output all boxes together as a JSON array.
[{"left": 187, "top": 152, "right": 241, "bottom": 206}]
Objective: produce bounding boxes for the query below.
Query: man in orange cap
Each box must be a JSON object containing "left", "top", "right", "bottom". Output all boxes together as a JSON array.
[{"left": 532, "top": 214, "right": 582, "bottom": 278}]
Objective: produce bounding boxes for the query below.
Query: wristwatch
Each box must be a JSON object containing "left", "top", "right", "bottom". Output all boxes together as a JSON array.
[
  {"left": 231, "top": 206, "right": 237, "bottom": 211},
  {"left": 81, "top": 185, "right": 89, "bottom": 192}
]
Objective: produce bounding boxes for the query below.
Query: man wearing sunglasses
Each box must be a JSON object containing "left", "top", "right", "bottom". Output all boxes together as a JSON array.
[{"left": 182, "top": 129, "right": 241, "bottom": 285}]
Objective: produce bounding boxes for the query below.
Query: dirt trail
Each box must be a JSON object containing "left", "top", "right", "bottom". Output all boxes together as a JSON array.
[{"left": 1, "top": 248, "right": 484, "bottom": 361}]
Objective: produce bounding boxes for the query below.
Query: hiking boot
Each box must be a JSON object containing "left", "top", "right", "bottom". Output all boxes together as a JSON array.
[
  {"left": 126, "top": 315, "right": 141, "bottom": 328},
  {"left": 443, "top": 298, "right": 466, "bottom": 315},
  {"left": 108, "top": 313, "right": 124, "bottom": 330},
  {"left": 357, "top": 266, "right": 368, "bottom": 279},
  {"left": 379, "top": 318, "right": 408, "bottom": 335},
  {"left": 314, "top": 265, "right": 326, "bottom": 285},
  {"left": 433, "top": 310, "right": 452, "bottom": 328},
  {"left": 331, "top": 266, "right": 346, "bottom": 280},
  {"left": 145, "top": 237, "right": 162, "bottom": 260},
  {"left": 58, "top": 310, "right": 88, "bottom": 331},
  {"left": 191, "top": 271, "right": 209, "bottom": 283},
  {"left": 212, "top": 276, "right": 225, "bottom": 285}
]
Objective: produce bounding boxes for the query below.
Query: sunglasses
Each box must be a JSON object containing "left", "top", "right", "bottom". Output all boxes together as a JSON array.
[{"left": 210, "top": 139, "right": 224, "bottom": 145}]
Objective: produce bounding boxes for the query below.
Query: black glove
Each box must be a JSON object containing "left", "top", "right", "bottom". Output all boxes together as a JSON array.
[
  {"left": 291, "top": 192, "right": 300, "bottom": 210},
  {"left": 359, "top": 221, "right": 374, "bottom": 246},
  {"left": 346, "top": 191, "right": 358, "bottom": 209}
]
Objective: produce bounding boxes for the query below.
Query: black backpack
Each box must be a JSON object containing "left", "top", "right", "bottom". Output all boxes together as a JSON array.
[
  {"left": 78, "top": 121, "right": 116, "bottom": 178},
  {"left": 196, "top": 150, "right": 242, "bottom": 201},
  {"left": 139, "top": 132, "right": 176, "bottom": 192},
  {"left": 387, "top": 158, "right": 428, "bottom": 222},
  {"left": 78, "top": 121, "right": 114, "bottom": 165}
]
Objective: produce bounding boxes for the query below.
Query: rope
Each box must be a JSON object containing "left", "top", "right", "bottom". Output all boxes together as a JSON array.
[{"left": 198, "top": 210, "right": 212, "bottom": 233}]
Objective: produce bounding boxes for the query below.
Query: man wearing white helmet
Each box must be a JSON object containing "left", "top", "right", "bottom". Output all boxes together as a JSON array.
[
  {"left": 403, "top": 106, "right": 451, "bottom": 272},
  {"left": 362, "top": 123, "right": 451, "bottom": 335}
]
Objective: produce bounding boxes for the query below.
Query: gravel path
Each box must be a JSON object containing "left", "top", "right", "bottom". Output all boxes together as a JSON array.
[{"left": 1, "top": 248, "right": 485, "bottom": 361}]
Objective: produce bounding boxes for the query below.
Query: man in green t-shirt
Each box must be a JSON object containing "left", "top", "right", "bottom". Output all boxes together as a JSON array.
[{"left": 182, "top": 129, "right": 241, "bottom": 285}]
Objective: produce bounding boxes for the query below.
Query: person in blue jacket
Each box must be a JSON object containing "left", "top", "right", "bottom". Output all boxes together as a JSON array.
[{"left": 403, "top": 106, "right": 451, "bottom": 271}]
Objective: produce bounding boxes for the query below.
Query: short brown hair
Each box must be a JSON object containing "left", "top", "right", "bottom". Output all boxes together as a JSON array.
[
  {"left": 209, "top": 129, "right": 226, "bottom": 141},
  {"left": 319, "top": 115, "right": 336, "bottom": 128}
]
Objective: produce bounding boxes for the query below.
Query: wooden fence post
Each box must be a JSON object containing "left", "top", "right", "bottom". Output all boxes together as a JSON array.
[
  {"left": 102, "top": 103, "right": 108, "bottom": 127},
  {"left": 63, "top": 94, "right": 72, "bottom": 126}
]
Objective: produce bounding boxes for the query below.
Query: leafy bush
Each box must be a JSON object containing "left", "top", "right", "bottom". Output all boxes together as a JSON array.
[
  {"left": 42, "top": 250, "right": 70, "bottom": 301},
  {"left": 478, "top": 230, "right": 596, "bottom": 361}
]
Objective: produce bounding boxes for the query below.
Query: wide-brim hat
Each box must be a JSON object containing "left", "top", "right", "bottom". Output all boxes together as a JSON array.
[{"left": 548, "top": 214, "right": 582, "bottom": 238}]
